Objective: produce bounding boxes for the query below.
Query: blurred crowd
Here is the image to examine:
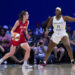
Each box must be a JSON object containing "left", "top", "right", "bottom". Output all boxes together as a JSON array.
[{"left": 0, "top": 19, "right": 75, "bottom": 65}]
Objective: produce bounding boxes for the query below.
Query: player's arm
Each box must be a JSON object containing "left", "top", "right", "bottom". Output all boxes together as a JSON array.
[
  {"left": 25, "top": 21, "right": 30, "bottom": 39},
  {"left": 45, "top": 17, "right": 53, "bottom": 34},
  {"left": 11, "top": 20, "right": 19, "bottom": 34},
  {"left": 64, "top": 16, "right": 75, "bottom": 22}
]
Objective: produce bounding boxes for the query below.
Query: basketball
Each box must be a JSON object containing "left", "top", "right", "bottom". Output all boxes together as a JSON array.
[{"left": 11, "top": 32, "right": 20, "bottom": 41}]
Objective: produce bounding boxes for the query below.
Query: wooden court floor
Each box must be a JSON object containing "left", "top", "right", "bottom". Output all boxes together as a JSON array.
[{"left": 0, "top": 64, "right": 75, "bottom": 75}]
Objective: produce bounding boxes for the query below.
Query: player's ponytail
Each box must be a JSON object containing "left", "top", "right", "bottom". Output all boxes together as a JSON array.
[{"left": 19, "top": 10, "right": 26, "bottom": 21}]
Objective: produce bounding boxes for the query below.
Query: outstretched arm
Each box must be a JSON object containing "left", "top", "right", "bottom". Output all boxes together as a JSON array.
[{"left": 65, "top": 16, "right": 75, "bottom": 22}]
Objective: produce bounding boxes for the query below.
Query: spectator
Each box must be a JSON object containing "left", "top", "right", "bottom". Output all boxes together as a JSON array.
[
  {"left": 66, "top": 24, "right": 72, "bottom": 38},
  {"left": 28, "top": 42, "right": 35, "bottom": 65},
  {"left": 28, "top": 29, "right": 34, "bottom": 44},
  {"left": 34, "top": 23, "right": 44, "bottom": 41},
  {"left": 3, "top": 25, "right": 10, "bottom": 36},
  {"left": 0, "top": 28, "right": 11, "bottom": 52},
  {"left": 53, "top": 46, "right": 65, "bottom": 62},
  {"left": 9, "top": 26, "right": 12, "bottom": 37},
  {"left": 35, "top": 39, "right": 47, "bottom": 64},
  {"left": 43, "top": 34, "right": 50, "bottom": 46},
  {"left": 0, "top": 45, "right": 5, "bottom": 52},
  {"left": 0, "top": 45, "right": 5, "bottom": 58}
]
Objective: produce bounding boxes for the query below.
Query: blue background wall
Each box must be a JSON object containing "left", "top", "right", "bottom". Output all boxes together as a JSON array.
[{"left": 0, "top": 0, "right": 75, "bottom": 30}]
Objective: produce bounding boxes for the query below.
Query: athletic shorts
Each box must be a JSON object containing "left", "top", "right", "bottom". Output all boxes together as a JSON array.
[
  {"left": 11, "top": 34, "right": 27, "bottom": 47},
  {"left": 51, "top": 32, "right": 68, "bottom": 44}
]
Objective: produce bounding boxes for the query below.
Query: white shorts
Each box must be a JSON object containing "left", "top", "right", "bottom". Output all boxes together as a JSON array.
[{"left": 51, "top": 32, "right": 68, "bottom": 44}]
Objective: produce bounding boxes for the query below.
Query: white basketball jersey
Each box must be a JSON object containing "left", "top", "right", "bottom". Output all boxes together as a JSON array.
[{"left": 53, "top": 16, "right": 66, "bottom": 33}]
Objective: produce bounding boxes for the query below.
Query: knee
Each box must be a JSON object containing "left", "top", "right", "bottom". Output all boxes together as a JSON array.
[
  {"left": 53, "top": 47, "right": 57, "bottom": 53},
  {"left": 26, "top": 47, "right": 30, "bottom": 53},
  {"left": 53, "top": 47, "right": 58, "bottom": 53},
  {"left": 64, "top": 44, "right": 71, "bottom": 49},
  {"left": 60, "top": 48, "right": 65, "bottom": 54}
]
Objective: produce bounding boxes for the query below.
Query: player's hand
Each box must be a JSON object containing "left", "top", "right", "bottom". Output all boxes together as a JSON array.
[{"left": 11, "top": 31, "right": 14, "bottom": 38}]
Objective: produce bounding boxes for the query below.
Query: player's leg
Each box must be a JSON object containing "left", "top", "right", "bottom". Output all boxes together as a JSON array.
[
  {"left": 53, "top": 47, "right": 58, "bottom": 59},
  {"left": 21, "top": 43, "right": 32, "bottom": 68},
  {"left": 0, "top": 45, "right": 16, "bottom": 64},
  {"left": 44, "top": 40, "right": 57, "bottom": 63},
  {"left": 61, "top": 36, "right": 74, "bottom": 63},
  {"left": 43, "top": 33, "right": 60, "bottom": 65}
]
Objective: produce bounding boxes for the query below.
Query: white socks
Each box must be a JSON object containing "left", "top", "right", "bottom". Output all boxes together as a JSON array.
[{"left": 23, "top": 61, "right": 27, "bottom": 66}]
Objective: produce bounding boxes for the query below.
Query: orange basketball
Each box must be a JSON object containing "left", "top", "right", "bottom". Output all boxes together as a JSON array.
[{"left": 11, "top": 32, "right": 20, "bottom": 41}]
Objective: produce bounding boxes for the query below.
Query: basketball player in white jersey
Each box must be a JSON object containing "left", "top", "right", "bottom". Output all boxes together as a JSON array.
[{"left": 43, "top": 7, "right": 75, "bottom": 66}]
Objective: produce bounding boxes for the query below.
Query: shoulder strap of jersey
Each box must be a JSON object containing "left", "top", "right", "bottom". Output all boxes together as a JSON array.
[{"left": 61, "top": 16, "right": 65, "bottom": 21}]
